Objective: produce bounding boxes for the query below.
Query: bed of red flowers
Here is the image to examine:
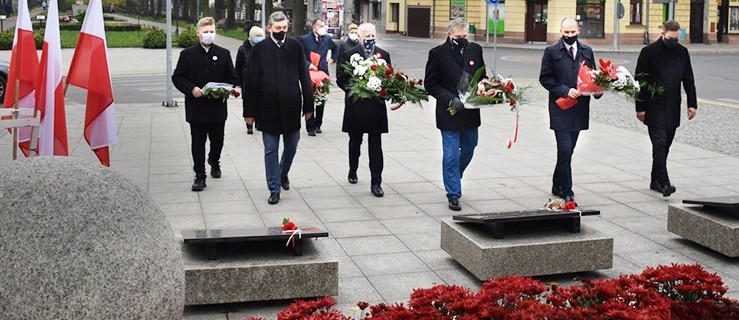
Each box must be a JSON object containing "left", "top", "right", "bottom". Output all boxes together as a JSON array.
[{"left": 245, "top": 264, "right": 738, "bottom": 320}]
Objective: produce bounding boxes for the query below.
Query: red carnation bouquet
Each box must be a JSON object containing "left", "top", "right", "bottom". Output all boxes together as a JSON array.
[
  {"left": 203, "top": 82, "right": 240, "bottom": 102},
  {"left": 309, "top": 52, "right": 332, "bottom": 105},
  {"left": 341, "top": 52, "right": 428, "bottom": 110},
  {"left": 556, "top": 59, "right": 647, "bottom": 110}
]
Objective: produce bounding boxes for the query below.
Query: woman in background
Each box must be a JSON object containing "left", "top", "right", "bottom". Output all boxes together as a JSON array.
[{"left": 236, "top": 26, "right": 265, "bottom": 134}]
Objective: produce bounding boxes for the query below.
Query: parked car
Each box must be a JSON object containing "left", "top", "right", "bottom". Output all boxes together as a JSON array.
[{"left": 0, "top": 60, "right": 8, "bottom": 103}]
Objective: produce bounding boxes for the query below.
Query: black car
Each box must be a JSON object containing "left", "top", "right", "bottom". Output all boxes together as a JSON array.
[{"left": 0, "top": 60, "right": 8, "bottom": 103}]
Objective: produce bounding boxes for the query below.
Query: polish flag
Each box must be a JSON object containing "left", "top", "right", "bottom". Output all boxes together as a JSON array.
[
  {"left": 66, "top": 0, "right": 116, "bottom": 166},
  {"left": 3, "top": 0, "right": 39, "bottom": 156},
  {"left": 35, "top": 0, "right": 68, "bottom": 156}
]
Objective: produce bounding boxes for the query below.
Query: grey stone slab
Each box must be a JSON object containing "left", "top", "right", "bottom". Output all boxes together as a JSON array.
[
  {"left": 620, "top": 249, "right": 699, "bottom": 269},
  {"left": 466, "top": 199, "right": 528, "bottom": 213},
  {"left": 314, "top": 207, "right": 375, "bottom": 223},
  {"left": 203, "top": 213, "right": 265, "bottom": 229},
  {"left": 396, "top": 232, "right": 442, "bottom": 251},
  {"left": 417, "top": 202, "right": 481, "bottom": 217},
  {"left": 389, "top": 182, "right": 444, "bottom": 194},
  {"left": 352, "top": 252, "right": 431, "bottom": 276},
  {"left": 435, "top": 268, "right": 483, "bottom": 291},
  {"left": 414, "top": 249, "right": 460, "bottom": 271},
  {"left": 201, "top": 200, "right": 259, "bottom": 215},
  {"left": 355, "top": 194, "right": 414, "bottom": 207},
  {"left": 612, "top": 231, "right": 667, "bottom": 254},
  {"left": 367, "top": 271, "right": 445, "bottom": 301},
  {"left": 605, "top": 191, "right": 664, "bottom": 203},
  {"left": 159, "top": 203, "right": 204, "bottom": 217},
  {"left": 167, "top": 214, "right": 207, "bottom": 231},
  {"left": 402, "top": 192, "right": 450, "bottom": 204},
  {"left": 440, "top": 219, "right": 613, "bottom": 280},
  {"left": 150, "top": 191, "right": 200, "bottom": 205},
  {"left": 336, "top": 235, "right": 409, "bottom": 256},
  {"left": 596, "top": 204, "right": 649, "bottom": 219},
  {"left": 668, "top": 204, "right": 739, "bottom": 257},
  {"left": 368, "top": 204, "right": 427, "bottom": 219},
  {"left": 295, "top": 186, "right": 351, "bottom": 198},
  {"left": 305, "top": 196, "right": 363, "bottom": 210},
  {"left": 182, "top": 241, "right": 338, "bottom": 305},
  {"left": 325, "top": 220, "right": 392, "bottom": 238},
  {"left": 380, "top": 217, "right": 439, "bottom": 235},
  {"left": 334, "top": 276, "right": 384, "bottom": 306}
]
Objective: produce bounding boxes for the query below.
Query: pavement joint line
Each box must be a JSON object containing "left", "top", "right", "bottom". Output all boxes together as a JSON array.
[{"left": 695, "top": 97, "right": 739, "bottom": 109}]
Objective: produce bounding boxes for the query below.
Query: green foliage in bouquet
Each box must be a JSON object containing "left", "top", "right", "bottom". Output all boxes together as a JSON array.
[
  {"left": 314, "top": 78, "right": 331, "bottom": 105},
  {"left": 341, "top": 54, "right": 428, "bottom": 109},
  {"left": 204, "top": 87, "right": 239, "bottom": 103}
]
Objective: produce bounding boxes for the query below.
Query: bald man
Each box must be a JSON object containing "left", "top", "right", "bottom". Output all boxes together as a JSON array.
[{"left": 539, "top": 17, "right": 599, "bottom": 205}]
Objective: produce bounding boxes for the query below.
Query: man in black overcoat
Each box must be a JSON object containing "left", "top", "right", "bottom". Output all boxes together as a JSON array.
[
  {"left": 336, "top": 23, "right": 390, "bottom": 197},
  {"left": 172, "top": 17, "right": 238, "bottom": 192},
  {"left": 244, "top": 11, "right": 314, "bottom": 205},
  {"left": 539, "top": 17, "right": 598, "bottom": 205},
  {"left": 424, "top": 18, "right": 485, "bottom": 211},
  {"left": 300, "top": 18, "right": 338, "bottom": 136},
  {"left": 635, "top": 20, "right": 697, "bottom": 197}
]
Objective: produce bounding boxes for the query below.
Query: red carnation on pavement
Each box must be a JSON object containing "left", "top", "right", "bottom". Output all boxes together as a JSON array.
[
  {"left": 380, "top": 89, "right": 387, "bottom": 97},
  {"left": 357, "top": 301, "right": 369, "bottom": 310},
  {"left": 370, "top": 64, "right": 378, "bottom": 70}
]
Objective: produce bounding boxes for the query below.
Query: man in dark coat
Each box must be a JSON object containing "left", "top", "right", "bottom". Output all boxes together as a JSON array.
[
  {"left": 172, "top": 17, "right": 238, "bottom": 192},
  {"left": 236, "top": 26, "right": 265, "bottom": 134},
  {"left": 539, "top": 17, "right": 598, "bottom": 205},
  {"left": 336, "top": 23, "right": 359, "bottom": 70},
  {"left": 244, "top": 11, "right": 314, "bottom": 205},
  {"left": 424, "top": 18, "right": 485, "bottom": 211},
  {"left": 300, "top": 18, "right": 338, "bottom": 136},
  {"left": 337, "top": 23, "right": 390, "bottom": 197},
  {"left": 635, "top": 20, "right": 697, "bottom": 197}
]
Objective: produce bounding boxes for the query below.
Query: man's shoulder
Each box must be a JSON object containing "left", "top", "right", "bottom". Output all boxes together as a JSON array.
[
  {"left": 212, "top": 44, "right": 231, "bottom": 55},
  {"left": 429, "top": 42, "right": 447, "bottom": 55},
  {"left": 180, "top": 45, "right": 201, "bottom": 55}
]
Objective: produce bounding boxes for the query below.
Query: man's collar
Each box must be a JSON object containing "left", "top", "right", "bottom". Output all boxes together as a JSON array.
[
  {"left": 200, "top": 44, "right": 211, "bottom": 52},
  {"left": 270, "top": 34, "right": 283, "bottom": 46}
]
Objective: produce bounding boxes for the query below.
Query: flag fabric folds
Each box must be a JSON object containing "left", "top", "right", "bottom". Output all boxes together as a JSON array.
[
  {"left": 35, "top": 0, "right": 68, "bottom": 156},
  {"left": 3, "top": 0, "right": 39, "bottom": 156},
  {"left": 66, "top": 0, "right": 116, "bottom": 166}
]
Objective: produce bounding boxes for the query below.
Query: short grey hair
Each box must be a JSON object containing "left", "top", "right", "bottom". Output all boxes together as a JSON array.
[
  {"left": 249, "top": 26, "right": 264, "bottom": 41},
  {"left": 448, "top": 18, "right": 468, "bottom": 33},
  {"left": 268, "top": 11, "right": 288, "bottom": 26}
]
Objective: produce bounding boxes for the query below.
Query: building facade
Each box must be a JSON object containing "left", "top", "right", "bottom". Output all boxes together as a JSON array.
[{"left": 387, "top": 0, "right": 736, "bottom": 45}]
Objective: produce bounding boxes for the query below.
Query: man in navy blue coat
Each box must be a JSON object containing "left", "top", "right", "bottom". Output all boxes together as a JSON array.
[
  {"left": 539, "top": 17, "right": 599, "bottom": 205},
  {"left": 300, "top": 18, "right": 338, "bottom": 136}
]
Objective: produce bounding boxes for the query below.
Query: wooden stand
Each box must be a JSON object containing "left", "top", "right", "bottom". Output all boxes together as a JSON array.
[{"left": 1, "top": 107, "right": 40, "bottom": 158}]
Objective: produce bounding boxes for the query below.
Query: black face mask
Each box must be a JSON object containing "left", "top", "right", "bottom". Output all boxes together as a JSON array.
[
  {"left": 562, "top": 35, "right": 578, "bottom": 45},
  {"left": 363, "top": 38, "right": 376, "bottom": 50},
  {"left": 663, "top": 37, "right": 678, "bottom": 49},
  {"left": 451, "top": 37, "right": 469, "bottom": 48},
  {"left": 272, "top": 31, "right": 286, "bottom": 41}
]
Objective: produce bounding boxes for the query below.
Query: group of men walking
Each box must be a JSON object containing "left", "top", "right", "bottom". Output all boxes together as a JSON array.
[{"left": 173, "top": 14, "right": 697, "bottom": 210}]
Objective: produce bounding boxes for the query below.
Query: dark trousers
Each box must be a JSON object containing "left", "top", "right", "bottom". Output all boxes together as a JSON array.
[
  {"left": 306, "top": 102, "right": 325, "bottom": 131},
  {"left": 190, "top": 122, "right": 225, "bottom": 177},
  {"left": 553, "top": 130, "right": 580, "bottom": 197},
  {"left": 348, "top": 131, "right": 383, "bottom": 185},
  {"left": 648, "top": 126, "right": 677, "bottom": 185}
]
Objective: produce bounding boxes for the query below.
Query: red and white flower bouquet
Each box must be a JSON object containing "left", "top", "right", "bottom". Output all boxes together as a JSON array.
[
  {"left": 341, "top": 52, "right": 428, "bottom": 110},
  {"left": 203, "top": 82, "right": 240, "bottom": 102},
  {"left": 556, "top": 59, "right": 642, "bottom": 110}
]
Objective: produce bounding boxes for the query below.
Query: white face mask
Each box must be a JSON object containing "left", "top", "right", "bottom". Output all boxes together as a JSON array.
[
  {"left": 317, "top": 26, "right": 328, "bottom": 36},
  {"left": 201, "top": 32, "right": 216, "bottom": 45},
  {"left": 348, "top": 33, "right": 358, "bottom": 41}
]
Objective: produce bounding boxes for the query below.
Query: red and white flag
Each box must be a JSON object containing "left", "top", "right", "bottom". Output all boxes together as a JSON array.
[
  {"left": 3, "top": 0, "right": 39, "bottom": 156},
  {"left": 66, "top": 0, "right": 116, "bottom": 166},
  {"left": 35, "top": 0, "right": 68, "bottom": 156}
]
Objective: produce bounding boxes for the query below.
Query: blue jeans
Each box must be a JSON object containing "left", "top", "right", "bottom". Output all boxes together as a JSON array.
[
  {"left": 553, "top": 130, "right": 580, "bottom": 197},
  {"left": 263, "top": 131, "right": 300, "bottom": 193},
  {"left": 441, "top": 128, "right": 478, "bottom": 200}
]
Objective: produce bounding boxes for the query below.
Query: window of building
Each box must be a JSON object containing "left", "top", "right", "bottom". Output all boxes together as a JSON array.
[
  {"left": 391, "top": 3, "right": 399, "bottom": 23},
  {"left": 372, "top": 2, "right": 381, "bottom": 20},
  {"left": 576, "top": 0, "right": 606, "bottom": 38},
  {"left": 630, "top": 0, "right": 642, "bottom": 25}
]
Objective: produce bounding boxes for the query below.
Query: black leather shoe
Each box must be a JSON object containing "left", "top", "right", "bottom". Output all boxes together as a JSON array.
[
  {"left": 650, "top": 181, "right": 660, "bottom": 192},
  {"left": 308, "top": 130, "right": 316, "bottom": 137},
  {"left": 564, "top": 195, "right": 577, "bottom": 206},
  {"left": 268, "top": 192, "right": 280, "bottom": 204},
  {"left": 371, "top": 184, "right": 384, "bottom": 197},
  {"left": 551, "top": 186, "right": 562, "bottom": 197},
  {"left": 281, "top": 176, "right": 290, "bottom": 190},
  {"left": 448, "top": 198, "right": 461, "bottom": 211},
  {"left": 246, "top": 124, "right": 254, "bottom": 135},
  {"left": 208, "top": 158, "right": 221, "bottom": 179},
  {"left": 659, "top": 184, "right": 676, "bottom": 197},
  {"left": 315, "top": 127, "right": 322, "bottom": 133},
  {"left": 191, "top": 176, "right": 206, "bottom": 191},
  {"left": 348, "top": 171, "right": 358, "bottom": 184}
]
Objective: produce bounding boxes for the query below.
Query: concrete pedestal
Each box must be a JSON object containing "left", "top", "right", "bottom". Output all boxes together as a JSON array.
[
  {"left": 668, "top": 204, "right": 739, "bottom": 257},
  {"left": 440, "top": 219, "right": 613, "bottom": 280},
  {"left": 182, "top": 240, "right": 338, "bottom": 305}
]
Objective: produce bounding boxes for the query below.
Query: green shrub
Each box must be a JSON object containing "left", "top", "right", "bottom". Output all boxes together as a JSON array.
[
  {"left": 0, "top": 29, "right": 14, "bottom": 50},
  {"left": 76, "top": 11, "right": 86, "bottom": 24},
  {"left": 34, "top": 29, "right": 44, "bottom": 49},
  {"left": 55, "top": 22, "right": 141, "bottom": 31},
  {"left": 142, "top": 28, "right": 166, "bottom": 48},
  {"left": 176, "top": 28, "right": 198, "bottom": 48}
]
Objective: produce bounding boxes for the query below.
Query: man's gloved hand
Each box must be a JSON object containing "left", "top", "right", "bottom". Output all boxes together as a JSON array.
[{"left": 447, "top": 97, "right": 465, "bottom": 116}]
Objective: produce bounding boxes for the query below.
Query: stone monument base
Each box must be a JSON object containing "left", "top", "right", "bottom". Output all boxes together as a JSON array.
[
  {"left": 440, "top": 219, "right": 613, "bottom": 280},
  {"left": 182, "top": 239, "right": 338, "bottom": 305},
  {"left": 668, "top": 204, "right": 739, "bottom": 257}
]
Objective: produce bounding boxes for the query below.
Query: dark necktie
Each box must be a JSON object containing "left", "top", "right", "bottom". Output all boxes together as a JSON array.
[
  {"left": 317, "top": 36, "right": 321, "bottom": 45},
  {"left": 568, "top": 46, "right": 575, "bottom": 60}
]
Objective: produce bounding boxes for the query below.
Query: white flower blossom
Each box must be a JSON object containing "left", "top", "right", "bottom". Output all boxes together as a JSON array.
[
  {"left": 376, "top": 58, "right": 387, "bottom": 66},
  {"left": 367, "top": 76, "right": 382, "bottom": 92},
  {"left": 354, "top": 65, "right": 368, "bottom": 77},
  {"left": 350, "top": 53, "right": 363, "bottom": 63}
]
